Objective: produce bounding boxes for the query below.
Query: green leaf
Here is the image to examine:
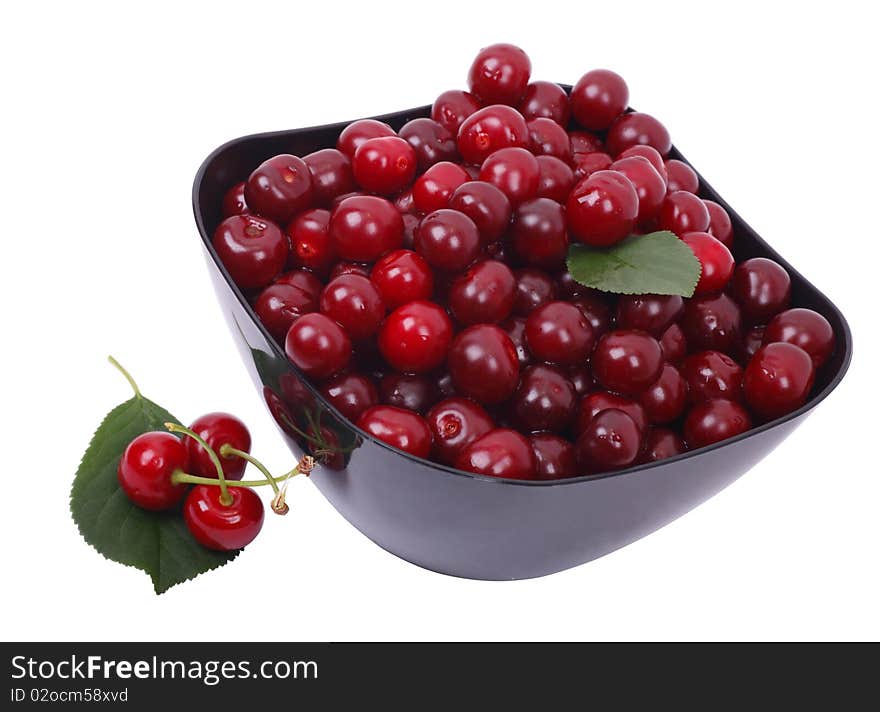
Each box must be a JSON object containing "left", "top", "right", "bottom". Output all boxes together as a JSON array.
[
  {"left": 566, "top": 231, "right": 701, "bottom": 297},
  {"left": 70, "top": 390, "right": 237, "bottom": 594}
]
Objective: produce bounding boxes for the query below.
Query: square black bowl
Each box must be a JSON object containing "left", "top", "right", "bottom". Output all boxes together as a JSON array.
[{"left": 193, "top": 100, "right": 852, "bottom": 580}]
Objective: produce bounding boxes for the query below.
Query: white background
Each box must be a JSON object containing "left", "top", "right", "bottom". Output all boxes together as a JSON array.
[{"left": 1, "top": 1, "right": 877, "bottom": 642}]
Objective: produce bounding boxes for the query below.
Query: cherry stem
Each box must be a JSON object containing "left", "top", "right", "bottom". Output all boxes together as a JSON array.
[
  {"left": 219, "top": 444, "right": 279, "bottom": 495},
  {"left": 170, "top": 462, "right": 310, "bottom": 488},
  {"left": 165, "top": 422, "right": 232, "bottom": 506},
  {"left": 108, "top": 355, "right": 142, "bottom": 399}
]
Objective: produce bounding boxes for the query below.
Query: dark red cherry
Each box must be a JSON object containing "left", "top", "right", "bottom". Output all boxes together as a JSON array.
[
  {"left": 432, "top": 89, "right": 481, "bottom": 134},
  {"left": 502, "top": 316, "right": 532, "bottom": 368},
  {"left": 682, "top": 232, "right": 734, "bottom": 295},
  {"left": 352, "top": 136, "right": 417, "bottom": 195},
  {"left": 330, "top": 195, "right": 404, "bottom": 262},
  {"left": 511, "top": 198, "right": 567, "bottom": 269},
  {"left": 658, "top": 191, "right": 710, "bottom": 236},
  {"left": 222, "top": 181, "right": 248, "bottom": 217},
  {"left": 640, "top": 428, "right": 686, "bottom": 463},
  {"left": 639, "top": 363, "right": 688, "bottom": 424},
  {"left": 704, "top": 200, "right": 733, "bottom": 247},
  {"left": 606, "top": 112, "right": 672, "bottom": 156},
  {"left": 412, "top": 161, "right": 469, "bottom": 213},
  {"left": 117, "top": 432, "right": 189, "bottom": 511},
  {"left": 556, "top": 268, "right": 586, "bottom": 300},
  {"left": 394, "top": 188, "right": 416, "bottom": 214},
  {"left": 415, "top": 209, "right": 481, "bottom": 271},
  {"left": 739, "top": 325, "right": 765, "bottom": 363},
  {"left": 525, "top": 301, "right": 595, "bottom": 366},
  {"left": 576, "top": 408, "right": 641, "bottom": 473},
  {"left": 244, "top": 154, "right": 313, "bottom": 224},
  {"left": 571, "top": 69, "right": 629, "bottom": 131},
  {"left": 455, "top": 429, "right": 537, "bottom": 480},
  {"left": 609, "top": 155, "right": 666, "bottom": 222},
  {"left": 468, "top": 43, "right": 531, "bottom": 106},
  {"left": 681, "top": 293, "right": 742, "bottom": 353},
  {"left": 329, "top": 261, "right": 371, "bottom": 280},
  {"left": 448, "top": 259, "right": 516, "bottom": 325},
  {"left": 576, "top": 391, "right": 647, "bottom": 436},
  {"left": 336, "top": 119, "right": 396, "bottom": 159},
  {"left": 448, "top": 324, "right": 520, "bottom": 404},
  {"left": 448, "top": 180, "right": 512, "bottom": 243},
  {"left": 618, "top": 145, "right": 667, "bottom": 184},
  {"left": 183, "top": 485, "right": 264, "bottom": 552},
  {"left": 303, "top": 148, "right": 356, "bottom": 207},
  {"left": 569, "top": 131, "right": 605, "bottom": 156},
  {"left": 213, "top": 214, "right": 288, "bottom": 289},
  {"left": 731, "top": 258, "right": 792, "bottom": 324},
  {"left": 321, "top": 372, "right": 378, "bottom": 422},
  {"left": 399, "top": 117, "right": 459, "bottom": 171},
  {"left": 566, "top": 170, "right": 639, "bottom": 247},
  {"left": 358, "top": 405, "right": 432, "bottom": 458},
  {"left": 743, "top": 342, "right": 815, "bottom": 419},
  {"left": 684, "top": 399, "right": 752, "bottom": 448},
  {"left": 527, "top": 117, "right": 572, "bottom": 161},
  {"left": 659, "top": 323, "right": 688, "bottom": 363},
  {"left": 762, "top": 308, "right": 835, "bottom": 368},
  {"left": 530, "top": 433, "right": 578, "bottom": 480},
  {"left": 512, "top": 364, "right": 577, "bottom": 433},
  {"left": 571, "top": 295, "right": 614, "bottom": 340},
  {"left": 370, "top": 249, "right": 434, "bottom": 309},
  {"left": 518, "top": 81, "right": 570, "bottom": 125},
  {"left": 681, "top": 350, "right": 743, "bottom": 404},
  {"left": 286, "top": 208, "right": 334, "bottom": 275},
  {"left": 535, "top": 155, "right": 575, "bottom": 203},
  {"left": 255, "top": 272, "right": 320, "bottom": 342},
  {"left": 379, "top": 373, "right": 439, "bottom": 414},
  {"left": 319, "top": 274, "right": 385, "bottom": 341},
  {"left": 457, "top": 104, "right": 529, "bottom": 165},
  {"left": 284, "top": 312, "right": 351, "bottom": 378},
  {"left": 426, "top": 397, "right": 494, "bottom": 465},
  {"left": 615, "top": 294, "right": 684, "bottom": 337},
  {"left": 592, "top": 330, "right": 663, "bottom": 396},
  {"left": 479, "top": 146, "right": 540, "bottom": 206},
  {"left": 186, "top": 413, "right": 252, "bottom": 481},
  {"left": 664, "top": 159, "right": 699, "bottom": 193},
  {"left": 378, "top": 300, "right": 453, "bottom": 374}
]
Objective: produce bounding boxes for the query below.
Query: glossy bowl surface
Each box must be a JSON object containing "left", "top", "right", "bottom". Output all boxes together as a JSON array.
[{"left": 193, "top": 96, "right": 852, "bottom": 580}]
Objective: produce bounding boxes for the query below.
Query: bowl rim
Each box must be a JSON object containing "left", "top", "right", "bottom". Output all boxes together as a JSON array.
[{"left": 192, "top": 102, "right": 853, "bottom": 488}]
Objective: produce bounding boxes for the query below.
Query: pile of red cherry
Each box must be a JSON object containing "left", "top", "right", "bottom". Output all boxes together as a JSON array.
[{"left": 213, "top": 43, "right": 836, "bottom": 480}]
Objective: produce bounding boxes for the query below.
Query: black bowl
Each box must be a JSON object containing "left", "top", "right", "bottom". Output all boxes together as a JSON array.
[{"left": 193, "top": 101, "right": 852, "bottom": 580}]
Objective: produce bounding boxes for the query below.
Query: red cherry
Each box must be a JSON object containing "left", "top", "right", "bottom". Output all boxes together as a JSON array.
[
  {"left": 664, "top": 159, "right": 699, "bottom": 193},
  {"left": 457, "top": 104, "right": 529, "bottom": 165},
  {"left": 680, "top": 350, "right": 743, "bottom": 404},
  {"left": 530, "top": 433, "right": 578, "bottom": 480},
  {"left": 321, "top": 372, "right": 378, "bottom": 422},
  {"left": 682, "top": 232, "right": 734, "bottom": 295},
  {"left": 117, "top": 432, "right": 189, "bottom": 511},
  {"left": 329, "top": 261, "right": 371, "bottom": 280},
  {"left": 357, "top": 405, "right": 432, "bottom": 458},
  {"left": 370, "top": 249, "right": 434, "bottom": 309},
  {"left": 378, "top": 300, "right": 453, "bottom": 374},
  {"left": 640, "top": 428, "right": 686, "bottom": 463},
  {"left": 513, "top": 268, "right": 558, "bottom": 316},
  {"left": 432, "top": 90, "right": 481, "bottom": 134},
  {"left": 704, "top": 200, "right": 733, "bottom": 247},
  {"left": 455, "top": 429, "right": 537, "bottom": 480},
  {"left": 448, "top": 324, "right": 520, "bottom": 404},
  {"left": 415, "top": 209, "right": 481, "bottom": 271},
  {"left": 658, "top": 191, "right": 710, "bottom": 236},
  {"left": 739, "top": 324, "right": 766, "bottom": 363},
  {"left": 183, "top": 485, "right": 264, "bottom": 551},
  {"left": 379, "top": 373, "right": 439, "bottom": 414},
  {"left": 448, "top": 259, "right": 515, "bottom": 325},
  {"left": 762, "top": 308, "right": 834, "bottom": 368},
  {"left": 744, "top": 342, "right": 816, "bottom": 420},
  {"left": 352, "top": 136, "right": 417, "bottom": 195},
  {"left": 518, "top": 81, "right": 570, "bottom": 125},
  {"left": 609, "top": 155, "right": 667, "bottom": 222},
  {"left": 615, "top": 294, "right": 684, "bottom": 337},
  {"left": 467, "top": 43, "right": 531, "bottom": 106},
  {"left": 255, "top": 271, "right": 321, "bottom": 342},
  {"left": 303, "top": 148, "right": 355, "bottom": 207},
  {"left": 571, "top": 69, "right": 629, "bottom": 131},
  {"left": 320, "top": 274, "right": 385, "bottom": 340},
  {"left": 186, "top": 413, "right": 252, "bottom": 481},
  {"left": 527, "top": 117, "right": 572, "bottom": 161},
  {"left": 731, "top": 257, "right": 792, "bottom": 324},
  {"left": 284, "top": 313, "right": 351, "bottom": 378},
  {"left": 569, "top": 131, "right": 605, "bottom": 156},
  {"left": 576, "top": 391, "right": 647, "bottom": 436},
  {"left": 511, "top": 198, "right": 567, "bottom": 269},
  {"left": 525, "top": 301, "right": 595, "bottom": 366},
  {"left": 576, "top": 408, "right": 641, "bottom": 473},
  {"left": 336, "top": 119, "right": 396, "bottom": 159},
  {"left": 592, "top": 330, "right": 664, "bottom": 396},
  {"left": 566, "top": 170, "right": 639, "bottom": 247},
  {"left": 618, "top": 145, "right": 668, "bottom": 184},
  {"left": 502, "top": 315, "right": 532, "bottom": 368},
  {"left": 213, "top": 214, "right": 288, "bottom": 289},
  {"left": 639, "top": 363, "right": 688, "bottom": 424},
  {"left": 681, "top": 293, "right": 743, "bottom": 353},
  {"left": 479, "top": 146, "right": 540, "bottom": 206},
  {"left": 572, "top": 294, "right": 614, "bottom": 339},
  {"left": 399, "top": 117, "right": 458, "bottom": 171},
  {"left": 659, "top": 323, "right": 688, "bottom": 363},
  {"left": 412, "top": 161, "right": 470, "bottom": 213},
  {"left": 222, "top": 181, "right": 248, "bottom": 217},
  {"left": 535, "top": 155, "right": 575, "bottom": 203},
  {"left": 511, "top": 364, "right": 577, "bottom": 432},
  {"left": 244, "top": 154, "right": 313, "bottom": 224},
  {"left": 684, "top": 399, "right": 752, "bottom": 448},
  {"left": 286, "top": 208, "right": 334, "bottom": 275},
  {"left": 606, "top": 112, "right": 672, "bottom": 157},
  {"left": 426, "top": 397, "right": 494, "bottom": 464},
  {"left": 448, "top": 180, "right": 512, "bottom": 243},
  {"left": 329, "top": 195, "right": 404, "bottom": 262},
  {"left": 571, "top": 152, "right": 614, "bottom": 182}
]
